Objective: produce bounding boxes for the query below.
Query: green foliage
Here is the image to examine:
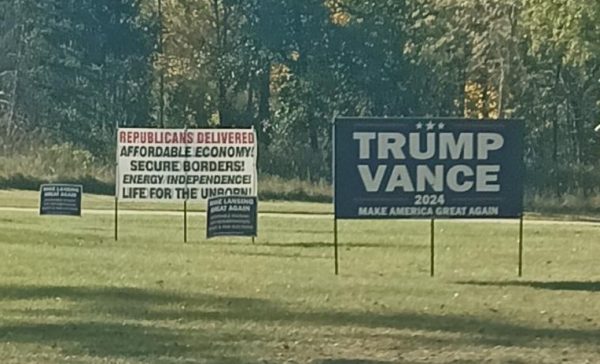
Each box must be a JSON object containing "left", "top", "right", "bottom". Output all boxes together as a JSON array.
[
  {"left": 527, "top": 193, "right": 600, "bottom": 216},
  {"left": 0, "top": 143, "right": 114, "bottom": 194},
  {"left": 0, "top": 142, "right": 331, "bottom": 202},
  {"left": 0, "top": 0, "right": 155, "bottom": 159},
  {"left": 258, "top": 174, "right": 331, "bottom": 202},
  {"left": 0, "top": 143, "right": 109, "bottom": 180},
  {"left": 1, "top": 0, "right": 600, "bottom": 204}
]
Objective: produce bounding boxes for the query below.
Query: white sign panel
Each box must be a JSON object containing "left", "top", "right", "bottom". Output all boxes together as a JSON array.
[{"left": 117, "top": 128, "right": 257, "bottom": 201}]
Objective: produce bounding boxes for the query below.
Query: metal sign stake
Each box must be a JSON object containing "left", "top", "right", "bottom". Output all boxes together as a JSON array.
[
  {"left": 114, "top": 197, "right": 118, "bottom": 241},
  {"left": 184, "top": 200, "right": 188, "bottom": 243},
  {"left": 430, "top": 218, "right": 435, "bottom": 277},
  {"left": 334, "top": 218, "right": 339, "bottom": 275},
  {"left": 518, "top": 215, "right": 524, "bottom": 277}
]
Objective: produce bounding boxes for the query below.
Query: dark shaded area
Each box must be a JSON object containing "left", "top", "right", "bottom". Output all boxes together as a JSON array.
[
  {"left": 457, "top": 280, "right": 600, "bottom": 292},
  {"left": 0, "top": 175, "right": 332, "bottom": 202},
  {"left": 290, "top": 311, "right": 600, "bottom": 348},
  {"left": 258, "top": 189, "right": 331, "bottom": 203},
  {"left": 225, "top": 250, "right": 329, "bottom": 260},
  {"left": 313, "top": 360, "right": 504, "bottom": 364},
  {"left": 251, "top": 242, "right": 424, "bottom": 250},
  {"left": 200, "top": 240, "right": 423, "bottom": 250},
  {"left": 313, "top": 360, "right": 397, "bottom": 364},
  {"left": 1, "top": 284, "right": 600, "bottom": 362},
  {"left": 2, "top": 322, "right": 191, "bottom": 358},
  {"left": 263, "top": 227, "right": 333, "bottom": 234},
  {"left": 0, "top": 285, "right": 265, "bottom": 362},
  {"left": 0, "top": 175, "right": 114, "bottom": 195}
]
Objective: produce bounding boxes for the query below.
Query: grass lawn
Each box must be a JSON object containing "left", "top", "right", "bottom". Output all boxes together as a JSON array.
[{"left": 1, "top": 190, "right": 600, "bottom": 363}]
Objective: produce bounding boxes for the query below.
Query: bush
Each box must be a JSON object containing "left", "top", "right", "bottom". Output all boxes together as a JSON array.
[
  {"left": 526, "top": 193, "right": 600, "bottom": 216},
  {"left": 258, "top": 175, "right": 331, "bottom": 202},
  {"left": 0, "top": 143, "right": 113, "bottom": 194},
  {"left": 0, "top": 143, "right": 333, "bottom": 201},
  {"left": 2, "top": 142, "right": 600, "bottom": 216}
]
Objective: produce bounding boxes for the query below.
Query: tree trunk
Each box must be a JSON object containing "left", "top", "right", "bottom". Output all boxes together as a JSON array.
[
  {"left": 212, "top": 0, "right": 231, "bottom": 127},
  {"left": 257, "top": 62, "right": 271, "bottom": 144},
  {"left": 157, "top": 0, "right": 165, "bottom": 128},
  {"left": 6, "top": 0, "right": 24, "bottom": 141},
  {"left": 552, "top": 62, "right": 562, "bottom": 198}
]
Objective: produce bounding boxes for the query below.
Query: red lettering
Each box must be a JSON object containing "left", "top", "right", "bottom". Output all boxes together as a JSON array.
[{"left": 121, "top": 130, "right": 256, "bottom": 145}]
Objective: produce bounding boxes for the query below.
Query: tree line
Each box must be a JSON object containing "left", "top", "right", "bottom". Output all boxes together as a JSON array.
[{"left": 1, "top": 0, "right": 599, "bottom": 197}]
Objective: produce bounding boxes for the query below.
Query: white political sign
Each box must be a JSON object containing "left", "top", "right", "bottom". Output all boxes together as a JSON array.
[{"left": 116, "top": 128, "right": 257, "bottom": 201}]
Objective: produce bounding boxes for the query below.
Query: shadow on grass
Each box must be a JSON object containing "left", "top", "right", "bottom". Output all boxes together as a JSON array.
[
  {"left": 263, "top": 227, "right": 334, "bottom": 234},
  {"left": 457, "top": 280, "right": 600, "bottom": 292},
  {"left": 199, "top": 240, "right": 421, "bottom": 250},
  {"left": 293, "top": 310, "right": 600, "bottom": 347},
  {"left": 0, "top": 285, "right": 267, "bottom": 362},
  {"left": 312, "top": 360, "right": 493, "bottom": 364},
  {"left": 312, "top": 360, "right": 397, "bottom": 364},
  {"left": 0, "top": 322, "right": 203, "bottom": 359},
  {"left": 1, "top": 284, "right": 599, "bottom": 361},
  {"left": 253, "top": 242, "right": 424, "bottom": 249},
  {"left": 225, "top": 250, "right": 330, "bottom": 260}
]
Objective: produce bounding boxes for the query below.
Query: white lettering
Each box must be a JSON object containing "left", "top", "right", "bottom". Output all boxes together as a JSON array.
[
  {"left": 478, "top": 133, "right": 504, "bottom": 159},
  {"left": 416, "top": 165, "right": 444, "bottom": 192},
  {"left": 377, "top": 133, "right": 406, "bottom": 159},
  {"left": 353, "top": 132, "right": 376, "bottom": 159},
  {"left": 439, "top": 133, "right": 474, "bottom": 160},
  {"left": 476, "top": 165, "right": 500, "bottom": 192},
  {"left": 358, "top": 165, "right": 387, "bottom": 192},
  {"left": 447, "top": 165, "right": 474, "bottom": 192},
  {"left": 409, "top": 133, "right": 436, "bottom": 160},
  {"left": 386, "top": 165, "right": 415, "bottom": 192}
]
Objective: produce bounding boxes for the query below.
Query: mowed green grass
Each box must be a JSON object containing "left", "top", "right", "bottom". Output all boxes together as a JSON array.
[{"left": 1, "top": 191, "right": 600, "bottom": 363}]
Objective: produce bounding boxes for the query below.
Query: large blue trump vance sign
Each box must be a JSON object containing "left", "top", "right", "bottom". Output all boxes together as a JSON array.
[{"left": 334, "top": 117, "right": 524, "bottom": 219}]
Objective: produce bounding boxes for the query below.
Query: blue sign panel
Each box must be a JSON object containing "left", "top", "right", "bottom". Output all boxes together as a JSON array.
[
  {"left": 39, "top": 184, "right": 83, "bottom": 216},
  {"left": 206, "top": 196, "right": 258, "bottom": 238},
  {"left": 334, "top": 117, "right": 524, "bottom": 219}
]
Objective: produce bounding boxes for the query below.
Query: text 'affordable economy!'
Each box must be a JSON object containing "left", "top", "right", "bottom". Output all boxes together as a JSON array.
[{"left": 117, "top": 128, "right": 257, "bottom": 201}]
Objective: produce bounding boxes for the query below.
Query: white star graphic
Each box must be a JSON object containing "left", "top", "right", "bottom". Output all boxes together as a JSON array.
[
  {"left": 426, "top": 121, "right": 435, "bottom": 131},
  {"left": 438, "top": 122, "right": 445, "bottom": 130},
  {"left": 416, "top": 122, "right": 423, "bottom": 130}
]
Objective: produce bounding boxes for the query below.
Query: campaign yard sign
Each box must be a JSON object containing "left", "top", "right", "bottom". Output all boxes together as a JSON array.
[
  {"left": 334, "top": 117, "right": 524, "bottom": 219},
  {"left": 117, "top": 128, "right": 257, "bottom": 202},
  {"left": 39, "top": 184, "right": 83, "bottom": 216},
  {"left": 206, "top": 196, "right": 258, "bottom": 238}
]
